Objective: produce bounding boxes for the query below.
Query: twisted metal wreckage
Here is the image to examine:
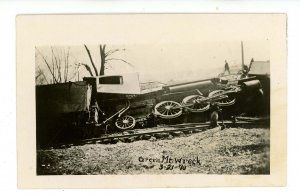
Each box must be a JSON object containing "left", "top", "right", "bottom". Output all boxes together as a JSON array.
[{"left": 36, "top": 60, "right": 270, "bottom": 148}]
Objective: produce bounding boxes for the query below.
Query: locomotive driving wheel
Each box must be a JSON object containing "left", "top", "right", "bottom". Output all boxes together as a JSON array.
[
  {"left": 208, "top": 90, "right": 236, "bottom": 106},
  {"left": 182, "top": 95, "right": 210, "bottom": 112},
  {"left": 115, "top": 115, "right": 136, "bottom": 130},
  {"left": 154, "top": 101, "right": 183, "bottom": 119}
]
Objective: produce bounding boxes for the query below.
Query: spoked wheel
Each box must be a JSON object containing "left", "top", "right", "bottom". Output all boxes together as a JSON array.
[
  {"left": 182, "top": 95, "right": 210, "bottom": 112},
  {"left": 208, "top": 90, "right": 236, "bottom": 106},
  {"left": 115, "top": 115, "right": 136, "bottom": 130},
  {"left": 154, "top": 101, "right": 183, "bottom": 119}
]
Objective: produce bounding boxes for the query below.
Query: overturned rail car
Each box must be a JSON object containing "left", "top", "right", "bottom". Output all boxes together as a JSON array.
[
  {"left": 83, "top": 72, "right": 265, "bottom": 130},
  {"left": 36, "top": 64, "right": 269, "bottom": 148},
  {"left": 36, "top": 81, "right": 92, "bottom": 147}
]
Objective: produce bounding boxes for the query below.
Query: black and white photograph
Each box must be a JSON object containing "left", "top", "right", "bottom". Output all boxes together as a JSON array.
[
  {"left": 35, "top": 42, "right": 270, "bottom": 175},
  {"left": 16, "top": 14, "right": 286, "bottom": 188}
]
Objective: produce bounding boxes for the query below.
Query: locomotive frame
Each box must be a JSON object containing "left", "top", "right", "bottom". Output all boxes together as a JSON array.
[
  {"left": 83, "top": 72, "right": 264, "bottom": 131},
  {"left": 35, "top": 70, "right": 267, "bottom": 148}
]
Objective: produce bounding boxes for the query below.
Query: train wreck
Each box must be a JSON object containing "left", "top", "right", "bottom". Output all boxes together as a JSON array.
[{"left": 36, "top": 60, "right": 270, "bottom": 149}]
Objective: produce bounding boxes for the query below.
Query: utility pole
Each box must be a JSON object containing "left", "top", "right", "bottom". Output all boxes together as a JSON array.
[{"left": 241, "top": 41, "right": 244, "bottom": 68}]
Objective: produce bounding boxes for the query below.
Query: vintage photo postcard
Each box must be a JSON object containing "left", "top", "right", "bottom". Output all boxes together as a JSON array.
[{"left": 17, "top": 14, "right": 287, "bottom": 188}]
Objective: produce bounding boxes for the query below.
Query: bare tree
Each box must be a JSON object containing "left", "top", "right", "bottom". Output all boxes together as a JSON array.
[
  {"left": 82, "top": 44, "right": 133, "bottom": 76},
  {"left": 35, "top": 46, "right": 73, "bottom": 84},
  {"left": 76, "top": 62, "right": 94, "bottom": 77},
  {"left": 35, "top": 66, "right": 49, "bottom": 85},
  {"left": 84, "top": 45, "right": 98, "bottom": 76},
  {"left": 63, "top": 48, "right": 70, "bottom": 82},
  {"left": 99, "top": 44, "right": 106, "bottom": 76}
]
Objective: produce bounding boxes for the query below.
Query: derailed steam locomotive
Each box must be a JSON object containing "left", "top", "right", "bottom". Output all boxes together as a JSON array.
[{"left": 36, "top": 64, "right": 269, "bottom": 148}]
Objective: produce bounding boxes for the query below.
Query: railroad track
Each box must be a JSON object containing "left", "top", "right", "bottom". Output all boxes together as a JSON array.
[{"left": 50, "top": 117, "right": 269, "bottom": 149}]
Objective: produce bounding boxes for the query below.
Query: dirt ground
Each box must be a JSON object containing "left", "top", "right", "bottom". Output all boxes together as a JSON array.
[{"left": 37, "top": 127, "right": 270, "bottom": 175}]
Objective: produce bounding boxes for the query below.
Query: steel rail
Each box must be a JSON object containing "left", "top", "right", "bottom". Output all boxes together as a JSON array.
[
  {"left": 81, "top": 124, "right": 211, "bottom": 143},
  {"left": 50, "top": 117, "right": 269, "bottom": 149}
]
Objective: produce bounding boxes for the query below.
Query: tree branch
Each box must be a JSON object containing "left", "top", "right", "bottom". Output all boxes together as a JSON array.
[
  {"left": 63, "top": 49, "right": 67, "bottom": 82},
  {"left": 105, "top": 48, "right": 119, "bottom": 57},
  {"left": 65, "top": 47, "right": 70, "bottom": 82},
  {"left": 35, "top": 47, "right": 58, "bottom": 83},
  {"left": 78, "top": 63, "right": 94, "bottom": 77},
  {"left": 99, "top": 44, "right": 106, "bottom": 76},
  {"left": 51, "top": 47, "right": 61, "bottom": 82},
  {"left": 105, "top": 58, "right": 134, "bottom": 67},
  {"left": 84, "top": 44, "right": 98, "bottom": 76},
  {"left": 37, "top": 66, "right": 49, "bottom": 84}
]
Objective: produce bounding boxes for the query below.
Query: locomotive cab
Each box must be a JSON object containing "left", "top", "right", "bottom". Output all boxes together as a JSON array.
[{"left": 84, "top": 72, "right": 142, "bottom": 95}]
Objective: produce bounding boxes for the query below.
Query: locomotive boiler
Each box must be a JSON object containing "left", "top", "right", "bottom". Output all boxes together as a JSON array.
[
  {"left": 83, "top": 72, "right": 264, "bottom": 131},
  {"left": 36, "top": 66, "right": 267, "bottom": 148}
]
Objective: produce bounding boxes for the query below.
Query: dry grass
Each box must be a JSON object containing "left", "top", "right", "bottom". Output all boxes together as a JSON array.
[{"left": 37, "top": 127, "right": 270, "bottom": 175}]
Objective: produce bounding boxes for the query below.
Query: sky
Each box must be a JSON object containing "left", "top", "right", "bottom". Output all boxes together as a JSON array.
[
  {"left": 33, "top": 14, "right": 280, "bottom": 85},
  {"left": 35, "top": 40, "right": 269, "bottom": 84}
]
